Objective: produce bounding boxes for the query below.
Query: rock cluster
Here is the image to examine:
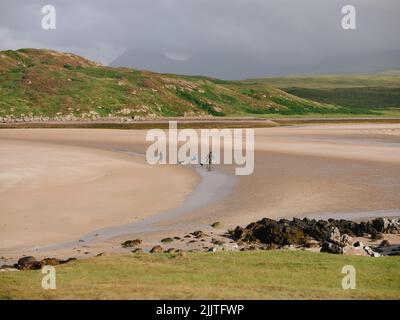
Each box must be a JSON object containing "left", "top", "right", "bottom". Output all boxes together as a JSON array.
[
  {"left": 0, "top": 256, "right": 77, "bottom": 271},
  {"left": 231, "top": 217, "right": 399, "bottom": 256}
]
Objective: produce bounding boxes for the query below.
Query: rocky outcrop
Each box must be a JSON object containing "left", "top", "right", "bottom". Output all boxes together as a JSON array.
[
  {"left": 121, "top": 239, "right": 142, "bottom": 248},
  {"left": 230, "top": 216, "right": 398, "bottom": 256},
  {"left": 232, "top": 218, "right": 312, "bottom": 246},
  {"left": 232, "top": 217, "right": 400, "bottom": 245},
  {"left": 321, "top": 227, "right": 353, "bottom": 254},
  {"left": 10, "top": 256, "right": 77, "bottom": 271}
]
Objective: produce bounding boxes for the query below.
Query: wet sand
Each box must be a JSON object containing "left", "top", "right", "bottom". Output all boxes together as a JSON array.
[{"left": 0, "top": 123, "right": 399, "bottom": 261}]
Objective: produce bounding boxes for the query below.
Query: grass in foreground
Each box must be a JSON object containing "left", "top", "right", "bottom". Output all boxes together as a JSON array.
[{"left": 1, "top": 251, "right": 399, "bottom": 300}]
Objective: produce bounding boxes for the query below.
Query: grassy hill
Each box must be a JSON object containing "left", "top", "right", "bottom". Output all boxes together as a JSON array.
[
  {"left": 1, "top": 251, "right": 399, "bottom": 299},
  {"left": 1, "top": 49, "right": 399, "bottom": 120},
  {"left": 249, "top": 74, "right": 400, "bottom": 115}
]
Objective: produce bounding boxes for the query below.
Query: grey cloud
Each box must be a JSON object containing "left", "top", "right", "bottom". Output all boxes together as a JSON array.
[{"left": 0, "top": 0, "right": 399, "bottom": 78}]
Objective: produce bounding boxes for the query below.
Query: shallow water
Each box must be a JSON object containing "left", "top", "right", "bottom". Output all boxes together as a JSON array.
[{"left": 34, "top": 150, "right": 237, "bottom": 252}]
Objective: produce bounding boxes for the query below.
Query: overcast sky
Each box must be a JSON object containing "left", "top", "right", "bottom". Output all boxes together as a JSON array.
[{"left": 0, "top": 0, "right": 399, "bottom": 78}]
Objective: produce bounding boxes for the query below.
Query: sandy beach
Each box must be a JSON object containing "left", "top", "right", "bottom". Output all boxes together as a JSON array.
[{"left": 0, "top": 123, "right": 399, "bottom": 262}]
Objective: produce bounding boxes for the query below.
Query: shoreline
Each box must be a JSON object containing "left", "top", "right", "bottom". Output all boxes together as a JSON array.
[
  {"left": 1, "top": 123, "right": 399, "bottom": 264},
  {"left": 1, "top": 117, "right": 400, "bottom": 130}
]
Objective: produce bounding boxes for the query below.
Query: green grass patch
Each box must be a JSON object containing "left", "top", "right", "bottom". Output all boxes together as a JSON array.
[{"left": 0, "top": 251, "right": 399, "bottom": 300}]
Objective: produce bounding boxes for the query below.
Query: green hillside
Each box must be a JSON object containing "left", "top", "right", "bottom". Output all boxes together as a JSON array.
[
  {"left": 1, "top": 49, "right": 399, "bottom": 120},
  {"left": 248, "top": 74, "right": 400, "bottom": 114}
]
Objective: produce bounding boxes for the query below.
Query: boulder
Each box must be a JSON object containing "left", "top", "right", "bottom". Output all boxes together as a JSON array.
[
  {"left": 371, "top": 230, "right": 384, "bottom": 240},
  {"left": 0, "top": 265, "right": 19, "bottom": 272},
  {"left": 372, "top": 218, "right": 389, "bottom": 233},
  {"left": 211, "top": 221, "right": 223, "bottom": 228},
  {"left": 150, "top": 245, "right": 163, "bottom": 253},
  {"left": 161, "top": 237, "right": 174, "bottom": 243},
  {"left": 18, "top": 256, "right": 40, "bottom": 270},
  {"left": 39, "top": 258, "right": 60, "bottom": 267},
  {"left": 353, "top": 241, "right": 364, "bottom": 247},
  {"left": 327, "top": 227, "right": 353, "bottom": 247},
  {"left": 363, "top": 246, "right": 380, "bottom": 257},
  {"left": 121, "top": 239, "right": 142, "bottom": 248},
  {"left": 321, "top": 242, "right": 346, "bottom": 254},
  {"left": 379, "top": 240, "right": 390, "bottom": 247}
]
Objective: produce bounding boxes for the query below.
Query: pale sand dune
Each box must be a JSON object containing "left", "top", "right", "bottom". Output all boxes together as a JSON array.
[{"left": 0, "top": 124, "right": 399, "bottom": 259}]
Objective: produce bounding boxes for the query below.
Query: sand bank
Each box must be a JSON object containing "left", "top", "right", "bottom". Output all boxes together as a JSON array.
[{"left": 0, "top": 124, "right": 399, "bottom": 259}]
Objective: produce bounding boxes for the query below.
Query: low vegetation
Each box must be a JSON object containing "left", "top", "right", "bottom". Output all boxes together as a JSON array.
[
  {"left": 251, "top": 74, "right": 400, "bottom": 116},
  {"left": 1, "top": 251, "right": 399, "bottom": 299},
  {"left": 1, "top": 48, "right": 399, "bottom": 120}
]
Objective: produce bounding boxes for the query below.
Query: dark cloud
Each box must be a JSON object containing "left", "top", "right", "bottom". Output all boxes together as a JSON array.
[{"left": 0, "top": 0, "right": 399, "bottom": 78}]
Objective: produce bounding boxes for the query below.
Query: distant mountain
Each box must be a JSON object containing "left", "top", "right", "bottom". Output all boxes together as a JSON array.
[
  {"left": 110, "top": 50, "right": 265, "bottom": 80},
  {"left": 110, "top": 49, "right": 400, "bottom": 80}
]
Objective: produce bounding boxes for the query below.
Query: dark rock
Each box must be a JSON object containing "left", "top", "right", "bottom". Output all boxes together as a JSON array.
[
  {"left": 121, "top": 239, "right": 142, "bottom": 248},
  {"left": 150, "top": 245, "right": 163, "bottom": 253},
  {"left": 161, "top": 237, "right": 174, "bottom": 243},
  {"left": 353, "top": 241, "right": 364, "bottom": 247},
  {"left": 371, "top": 230, "right": 384, "bottom": 240},
  {"left": 321, "top": 242, "right": 344, "bottom": 254},
  {"left": 379, "top": 240, "right": 390, "bottom": 247},
  {"left": 39, "top": 258, "right": 60, "bottom": 267},
  {"left": 59, "top": 257, "right": 77, "bottom": 264},
  {"left": 18, "top": 256, "right": 40, "bottom": 270},
  {"left": 372, "top": 218, "right": 387, "bottom": 233},
  {"left": 233, "top": 218, "right": 309, "bottom": 245},
  {"left": 1, "top": 264, "right": 15, "bottom": 269},
  {"left": 230, "top": 216, "right": 400, "bottom": 252},
  {"left": 211, "top": 221, "right": 223, "bottom": 228},
  {"left": 192, "top": 230, "right": 208, "bottom": 238}
]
